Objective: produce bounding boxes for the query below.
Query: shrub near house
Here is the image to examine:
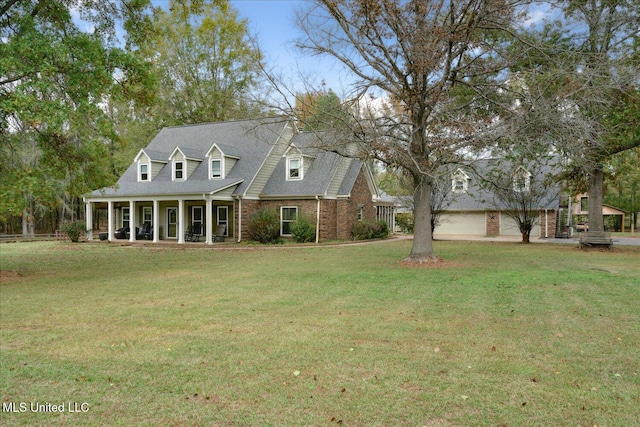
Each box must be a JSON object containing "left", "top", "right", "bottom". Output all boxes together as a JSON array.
[
  {"left": 351, "top": 220, "right": 390, "bottom": 240},
  {"left": 60, "top": 221, "right": 87, "bottom": 243}
]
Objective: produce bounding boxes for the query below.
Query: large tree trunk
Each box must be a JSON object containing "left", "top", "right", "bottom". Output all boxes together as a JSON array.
[
  {"left": 21, "top": 206, "right": 34, "bottom": 238},
  {"left": 588, "top": 164, "right": 605, "bottom": 233},
  {"left": 404, "top": 176, "right": 438, "bottom": 263}
]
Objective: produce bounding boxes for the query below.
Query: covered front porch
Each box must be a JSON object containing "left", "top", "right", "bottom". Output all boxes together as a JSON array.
[{"left": 85, "top": 196, "right": 234, "bottom": 245}]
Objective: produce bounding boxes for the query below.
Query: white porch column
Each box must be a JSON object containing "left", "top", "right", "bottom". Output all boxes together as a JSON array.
[
  {"left": 129, "top": 200, "right": 136, "bottom": 242},
  {"left": 178, "top": 199, "right": 185, "bottom": 244},
  {"left": 107, "top": 201, "right": 114, "bottom": 241},
  {"left": 153, "top": 199, "right": 160, "bottom": 242},
  {"left": 85, "top": 201, "right": 93, "bottom": 241},
  {"left": 205, "top": 197, "right": 213, "bottom": 244}
]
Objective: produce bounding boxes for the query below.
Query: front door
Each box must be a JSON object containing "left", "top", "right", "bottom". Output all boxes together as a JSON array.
[
  {"left": 192, "top": 206, "right": 203, "bottom": 234},
  {"left": 217, "top": 206, "right": 228, "bottom": 236},
  {"left": 167, "top": 207, "right": 177, "bottom": 239}
]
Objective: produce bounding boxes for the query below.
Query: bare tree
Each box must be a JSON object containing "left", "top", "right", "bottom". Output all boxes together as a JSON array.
[
  {"left": 478, "top": 155, "right": 562, "bottom": 243},
  {"left": 286, "top": 0, "right": 532, "bottom": 263}
]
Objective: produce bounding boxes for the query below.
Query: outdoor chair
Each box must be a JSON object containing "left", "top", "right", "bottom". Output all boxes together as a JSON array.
[
  {"left": 136, "top": 222, "right": 152, "bottom": 240},
  {"left": 185, "top": 223, "right": 203, "bottom": 242},
  {"left": 213, "top": 224, "right": 226, "bottom": 243}
]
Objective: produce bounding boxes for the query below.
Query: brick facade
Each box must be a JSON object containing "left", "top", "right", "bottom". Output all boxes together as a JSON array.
[
  {"left": 235, "top": 169, "right": 376, "bottom": 242},
  {"left": 539, "top": 209, "right": 557, "bottom": 238},
  {"left": 483, "top": 209, "right": 558, "bottom": 238},
  {"left": 485, "top": 211, "right": 500, "bottom": 236}
]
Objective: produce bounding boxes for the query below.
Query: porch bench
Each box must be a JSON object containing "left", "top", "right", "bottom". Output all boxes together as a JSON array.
[{"left": 579, "top": 231, "right": 613, "bottom": 249}]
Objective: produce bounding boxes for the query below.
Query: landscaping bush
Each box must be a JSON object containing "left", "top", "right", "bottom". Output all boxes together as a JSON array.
[
  {"left": 374, "top": 220, "right": 390, "bottom": 238},
  {"left": 395, "top": 212, "right": 414, "bottom": 233},
  {"left": 290, "top": 216, "right": 316, "bottom": 243},
  {"left": 247, "top": 208, "right": 281, "bottom": 243},
  {"left": 60, "top": 221, "right": 87, "bottom": 243},
  {"left": 350, "top": 220, "right": 389, "bottom": 240}
]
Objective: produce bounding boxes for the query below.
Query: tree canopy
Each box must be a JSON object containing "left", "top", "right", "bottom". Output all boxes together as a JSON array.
[
  {"left": 140, "top": 0, "right": 264, "bottom": 126},
  {"left": 1, "top": 0, "right": 155, "bottom": 233}
]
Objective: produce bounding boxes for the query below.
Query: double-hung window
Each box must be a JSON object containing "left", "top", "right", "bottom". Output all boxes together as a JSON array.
[
  {"left": 211, "top": 159, "right": 222, "bottom": 179},
  {"left": 512, "top": 167, "right": 531, "bottom": 192},
  {"left": 122, "top": 208, "right": 130, "bottom": 229},
  {"left": 174, "top": 161, "right": 184, "bottom": 180},
  {"left": 287, "top": 157, "right": 302, "bottom": 180},
  {"left": 452, "top": 169, "right": 469, "bottom": 193},
  {"left": 280, "top": 207, "right": 298, "bottom": 235},
  {"left": 139, "top": 163, "right": 149, "bottom": 181}
]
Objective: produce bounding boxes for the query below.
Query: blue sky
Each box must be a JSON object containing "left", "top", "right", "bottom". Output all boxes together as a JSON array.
[
  {"left": 72, "top": 0, "right": 555, "bottom": 97},
  {"left": 229, "top": 0, "right": 555, "bottom": 95},
  {"left": 230, "top": 0, "right": 350, "bottom": 93}
]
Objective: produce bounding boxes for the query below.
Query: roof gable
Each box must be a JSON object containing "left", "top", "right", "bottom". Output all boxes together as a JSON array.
[{"left": 88, "top": 118, "right": 384, "bottom": 203}]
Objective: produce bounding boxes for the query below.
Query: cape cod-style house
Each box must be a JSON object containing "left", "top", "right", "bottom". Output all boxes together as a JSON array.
[{"left": 85, "top": 117, "right": 393, "bottom": 244}]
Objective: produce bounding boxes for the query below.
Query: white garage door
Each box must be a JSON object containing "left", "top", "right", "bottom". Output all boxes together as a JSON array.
[
  {"left": 501, "top": 215, "right": 541, "bottom": 236},
  {"left": 435, "top": 212, "right": 486, "bottom": 235}
]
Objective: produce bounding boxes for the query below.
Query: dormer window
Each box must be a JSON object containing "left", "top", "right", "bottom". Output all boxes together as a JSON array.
[
  {"left": 173, "top": 160, "right": 185, "bottom": 181},
  {"left": 513, "top": 167, "right": 531, "bottom": 192},
  {"left": 135, "top": 148, "right": 167, "bottom": 182},
  {"left": 211, "top": 159, "right": 222, "bottom": 179},
  {"left": 452, "top": 169, "right": 469, "bottom": 193},
  {"left": 139, "top": 163, "right": 149, "bottom": 182},
  {"left": 206, "top": 144, "right": 235, "bottom": 180},
  {"left": 287, "top": 157, "right": 302, "bottom": 180}
]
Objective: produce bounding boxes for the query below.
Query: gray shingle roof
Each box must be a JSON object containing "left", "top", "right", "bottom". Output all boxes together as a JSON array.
[
  {"left": 88, "top": 118, "right": 368, "bottom": 200},
  {"left": 439, "top": 159, "right": 562, "bottom": 211}
]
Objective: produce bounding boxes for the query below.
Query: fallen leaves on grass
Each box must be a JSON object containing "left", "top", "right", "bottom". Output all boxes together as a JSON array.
[
  {"left": 398, "top": 260, "right": 463, "bottom": 269},
  {"left": 0, "top": 270, "right": 22, "bottom": 284}
]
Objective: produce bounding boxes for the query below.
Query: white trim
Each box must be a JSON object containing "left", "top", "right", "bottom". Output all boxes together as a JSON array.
[
  {"left": 192, "top": 206, "right": 203, "bottom": 232},
  {"left": 153, "top": 200, "right": 160, "bottom": 242},
  {"left": 217, "top": 206, "right": 229, "bottom": 236},
  {"left": 170, "top": 146, "right": 202, "bottom": 162},
  {"left": 173, "top": 160, "right": 185, "bottom": 181},
  {"left": 280, "top": 206, "right": 298, "bottom": 236},
  {"left": 138, "top": 162, "right": 150, "bottom": 182},
  {"left": 129, "top": 200, "right": 136, "bottom": 242},
  {"left": 210, "top": 158, "right": 223, "bottom": 179},
  {"left": 133, "top": 149, "right": 148, "bottom": 163},
  {"left": 121, "top": 207, "right": 130, "bottom": 228},
  {"left": 178, "top": 199, "right": 185, "bottom": 244},
  {"left": 513, "top": 166, "right": 531, "bottom": 192},
  {"left": 166, "top": 207, "right": 178, "bottom": 239},
  {"left": 85, "top": 202, "right": 93, "bottom": 240},
  {"left": 286, "top": 156, "right": 303, "bottom": 180},
  {"left": 107, "top": 201, "right": 114, "bottom": 241},
  {"left": 315, "top": 196, "right": 320, "bottom": 244},
  {"left": 142, "top": 206, "right": 152, "bottom": 224},
  {"left": 236, "top": 196, "right": 242, "bottom": 242},
  {"left": 452, "top": 168, "right": 470, "bottom": 193},
  {"left": 242, "top": 121, "right": 293, "bottom": 198},
  {"left": 205, "top": 198, "right": 213, "bottom": 244}
]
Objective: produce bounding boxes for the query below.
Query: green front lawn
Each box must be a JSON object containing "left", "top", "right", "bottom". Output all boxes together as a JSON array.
[{"left": 1, "top": 241, "right": 638, "bottom": 426}]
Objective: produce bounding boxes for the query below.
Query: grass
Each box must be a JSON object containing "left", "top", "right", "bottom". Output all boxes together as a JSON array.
[{"left": 1, "top": 240, "right": 639, "bottom": 426}]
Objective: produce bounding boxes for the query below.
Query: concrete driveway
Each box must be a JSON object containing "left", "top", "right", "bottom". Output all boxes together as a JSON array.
[{"left": 432, "top": 234, "right": 640, "bottom": 246}]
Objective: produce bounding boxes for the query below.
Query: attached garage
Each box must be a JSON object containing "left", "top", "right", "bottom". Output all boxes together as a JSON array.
[
  {"left": 435, "top": 211, "right": 486, "bottom": 235},
  {"left": 500, "top": 214, "right": 541, "bottom": 237}
]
